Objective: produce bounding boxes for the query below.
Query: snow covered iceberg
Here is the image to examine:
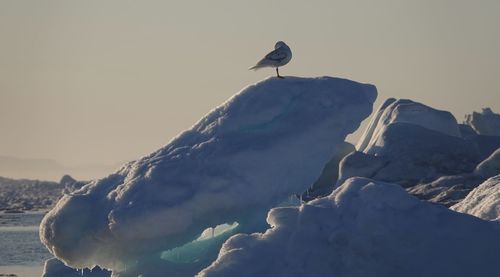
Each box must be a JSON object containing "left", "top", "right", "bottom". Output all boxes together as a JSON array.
[
  {"left": 338, "top": 99, "right": 481, "bottom": 187},
  {"left": 199, "top": 177, "right": 500, "bottom": 277},
  {"left": 40, "top": 76, "right": 376, "bottom": 275}
]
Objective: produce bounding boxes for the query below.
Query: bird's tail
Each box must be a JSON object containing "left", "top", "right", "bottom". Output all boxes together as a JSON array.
[
  {"left": 248, "top": 64, "right": 263, "bottom": 70},
  {"left": 248, "top": 58, "right": 270, "bottom": 70}
]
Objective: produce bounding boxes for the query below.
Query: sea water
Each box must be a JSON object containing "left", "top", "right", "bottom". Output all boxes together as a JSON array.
[{"left": 0, "top": 212, "right": 52, "bottom": 277}]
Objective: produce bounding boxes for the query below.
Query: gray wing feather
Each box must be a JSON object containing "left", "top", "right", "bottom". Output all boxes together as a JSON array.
[{"left": 265, "top": 49, "right": 286, "bottom": 61}]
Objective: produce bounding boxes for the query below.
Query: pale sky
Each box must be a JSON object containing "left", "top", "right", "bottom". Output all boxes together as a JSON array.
[{"left": 1, "top": 0, "right": 499, "bottom": 179}]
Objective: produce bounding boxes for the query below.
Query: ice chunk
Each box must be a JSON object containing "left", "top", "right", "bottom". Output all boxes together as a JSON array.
[
  {"left": 475, "top": 148, "right": 500, "bottom": 178},
  {"left": 42, "top": 258, "right": 110, "bottom": 277},
  {"left": 465, "top": 108, "right": 500, "bottom": 136},
  {"left": 407, "top": 174, "right": 484, "bottom": 207},
  {"left": 452, "top": 175, "right": 500, "bottom": 221},
  {"left": 339, "top": 99, "right": 480, "bottom": 187},
  {"left": 40, "top": 76, "right": 376, "bottom": 275},
  {"left": 357, "top": 99, "right": 461, "bottom": 153},
  {"left": 198, "top": 177, "right": 500, "bottom": 277},
  {"left": 408, "top": 148, "right": 500, "bottom": 207}
]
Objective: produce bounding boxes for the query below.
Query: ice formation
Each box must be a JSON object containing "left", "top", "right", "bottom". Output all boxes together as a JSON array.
[
  {"left": 475, "top": 148, "right": 500, "bottom": 177},
  {"left": 198, "top": 177, "right": 500, "bottom": 277},
  {"left": 459, "top": 121, "right": 500, "bottom": 160},
  {"left": 452, "top": 175, "right": 500, "bottom": 221},
  {"left": 338, "top": 99, "right": 481, "bottom": 187},
  {"left": 408, "top": 147, "right": 500, "bottom": 206},
  {"left": 356, "top": 98, "right": 461, "bottom": 153},
  {"left": 40, "top": 76, "right": 376, "bottom": 275},
  {"left": 407, "top": 174, "right": 484, "bottom": 207},
  {"left": 42, "top": 258, "right": 110, "bottom": 277},
  {"left": 300, "top": 141, "right": 355, "bottom": 201},
  {"left": 465, "top": 107, "right": 500, "bottom": 136}
]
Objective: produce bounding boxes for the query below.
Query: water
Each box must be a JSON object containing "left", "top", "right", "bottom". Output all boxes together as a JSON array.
[{"left": 0, "top": 212, "right": 52, "bottom": 277}]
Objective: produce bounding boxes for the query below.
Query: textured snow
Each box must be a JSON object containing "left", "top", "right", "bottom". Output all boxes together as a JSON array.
[
  {"left": 338, "top": 99, "right": 480, "bottom": 187},
  {"left": 198, "top": 177, "right": 500, "bottom": 277},
  {"left": 39, "top": 76, "right": 376, "bottom": 275},
  {"left": 451, "top": 175, "right": 500, "bottom": 221}
]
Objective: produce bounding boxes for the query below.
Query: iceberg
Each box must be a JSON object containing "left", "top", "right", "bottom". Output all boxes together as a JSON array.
[
  {"left": 464, "top": 107, "right": 500, "bottom": 136},
  {"left": 460, "top": 110, "right": 500, "bottom": 160},
  {"left": 199, "top": 177, "right": 500, "bottom": 277},
  {"left": 338, "top": 99, "right": 481, "bottom": 187},
  {"left": 40, "top": 76, "right": 376, "bottom": 275}
]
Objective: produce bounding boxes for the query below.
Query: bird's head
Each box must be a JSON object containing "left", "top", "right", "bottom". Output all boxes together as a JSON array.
[{"left": 275, "top": 41, "right": 288, "bottom": 49}]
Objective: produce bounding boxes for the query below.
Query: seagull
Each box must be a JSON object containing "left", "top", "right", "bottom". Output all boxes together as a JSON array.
[{"left": 249, "top": 41, "right": 292, "bottom": 79}]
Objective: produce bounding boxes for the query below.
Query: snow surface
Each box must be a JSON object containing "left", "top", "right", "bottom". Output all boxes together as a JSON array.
[
  {"left": 452, "top": 175, "right": 500, "bottom": 221},
  {"left": 198, "top": 177, "right": 500, "bottom": 277},
  {"left": 339, "top": 99, "right": 480, "bottom": 187},
  {"left": 40, "top": 76, "right": 376, "bottom": 275}
]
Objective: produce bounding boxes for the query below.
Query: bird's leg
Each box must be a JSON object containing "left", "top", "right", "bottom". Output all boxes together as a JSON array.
[{"left": 276, "top": 67, "right": 284, "bottom": 79}]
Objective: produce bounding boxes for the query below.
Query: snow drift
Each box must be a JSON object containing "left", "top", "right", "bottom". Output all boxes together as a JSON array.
[
  {"left": 199, "top": 177, "right": 500, "bottom": 277},
  {"left": 338, "top": 99, "right": 481, "bottom": 187},
  {"left": 40, "top": 76, "right": 376, "bottom": 275}
]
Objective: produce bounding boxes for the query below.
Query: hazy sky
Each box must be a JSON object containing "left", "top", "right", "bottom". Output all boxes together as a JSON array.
[{"left": 1, "top": 1, "right": 499, "bottom": 176}]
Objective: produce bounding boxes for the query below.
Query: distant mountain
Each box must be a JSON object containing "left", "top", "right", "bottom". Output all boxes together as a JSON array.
[{"left": 0, "top": 155, "right": 122, "bottom": 181}]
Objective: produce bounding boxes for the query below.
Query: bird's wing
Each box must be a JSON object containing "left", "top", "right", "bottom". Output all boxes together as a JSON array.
[
  {"left": 249, "top": 48, "right": 287, "bottom": 70},
  {"left": 264, "top": 48, "right": 287, "bottom": 61}
]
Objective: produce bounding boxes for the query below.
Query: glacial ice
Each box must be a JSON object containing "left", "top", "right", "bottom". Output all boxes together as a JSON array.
[
  {"left": 198, "top": 177, "right": 500, "bottom": 277},
  {"left": 39, "top": 76, "right": 376, "bottom": 275}
]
